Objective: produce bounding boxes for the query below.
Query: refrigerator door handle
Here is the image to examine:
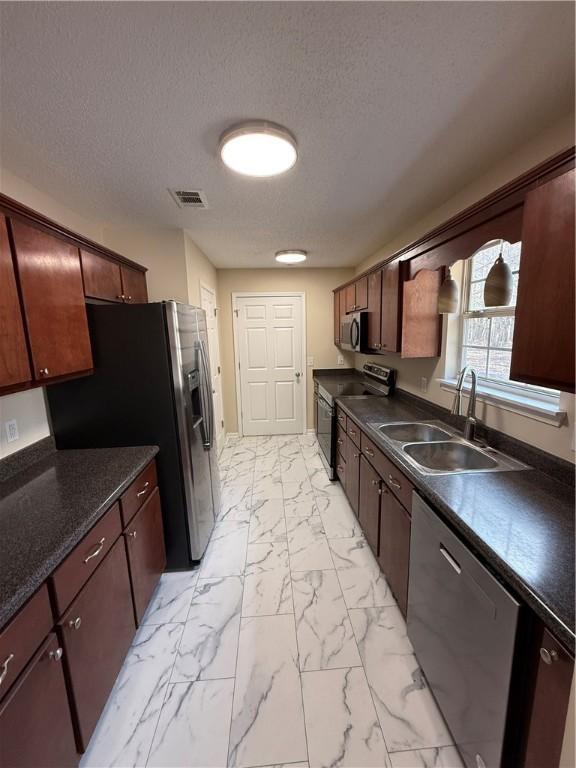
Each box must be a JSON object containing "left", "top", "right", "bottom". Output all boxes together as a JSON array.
[{"left": 198, "top": 341, "right": 213, "bottom": 449}]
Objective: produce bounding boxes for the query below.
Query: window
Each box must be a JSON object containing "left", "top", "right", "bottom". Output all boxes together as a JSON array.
[{"left": 459, "top": 240, "right": 560, "bottom": 405}]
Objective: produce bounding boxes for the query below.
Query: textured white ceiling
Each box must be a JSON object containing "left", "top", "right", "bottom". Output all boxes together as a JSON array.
[{"left": 0, "top": 2, "right": 574, "bottom": 268}]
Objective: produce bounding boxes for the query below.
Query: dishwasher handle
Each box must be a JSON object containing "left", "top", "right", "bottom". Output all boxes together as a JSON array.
[{"left": 439, "top": 544, "right": 461, "bottom": 574}]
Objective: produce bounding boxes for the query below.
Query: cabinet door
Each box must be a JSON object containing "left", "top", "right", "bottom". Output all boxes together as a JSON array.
[
  {"left": 345, "top": 283, "right": 356, "bottom": 313},
  {"left": 358, "top": 455, "right": 381, "bottom": 555},
  {"left": 0, "top": 216, "right": 31, "bottom": 389},
  {"left": 524, "top": 629, "right": 574, "bottom": 768},
  {"left": 510, "top": 169, "right": 575, "bottom": 392},
  {"left": 401, "top": 268, "right": 442, "bottom": 358},
  {"left": 333, "top": 290, "right": 341, "bottom": 345},
  {"left": 381, "top": 261, "right": 401, "bottom": 353},
  {"left": 367, "top": 270, "right": 382, "bottom": 350},
  {"left": 59, "top": 537, "right": 135, "bottom": 751},
  {"left": 0, "top": 633, "right": 78, "bottom": 768},
  {"left": 11, "top": 220, "right": 93, "bottom": 381},
  {"left": 124, "top": 487, "right": 166, "bottom": 625},
  {"left": 355, "top": 276, "right": 368, "bottom": 310},
  {"left": 80, "top": 250, "right": 123, "bottom": 302},
  {"left": 339, "top": 289, "right": 347, "bottom": 333},
  {"left": 120, "top": 265, "right": 148, "bottom": 304},
  {"left": 379, "top": 488, "right": 411, "bottom": 616},
  {"left": 345, "top": 440, "right": 360, "bottom": 516},
  {"left": 336, "top": 450, "right": 346, "bottom": 488}
]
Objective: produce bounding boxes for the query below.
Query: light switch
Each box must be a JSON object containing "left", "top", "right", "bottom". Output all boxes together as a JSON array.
[{"left": 5, "top": 420, "right": 19, "bottom": 443}]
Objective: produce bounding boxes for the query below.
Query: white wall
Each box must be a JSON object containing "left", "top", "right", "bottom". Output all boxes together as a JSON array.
[{"left": 355, "top": 115, "right": 576, "bottom": 462}]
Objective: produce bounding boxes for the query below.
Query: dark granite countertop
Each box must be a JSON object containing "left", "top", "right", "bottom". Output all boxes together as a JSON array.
[
  {"left": 329, "top": 390, "right": 575, "bottom": 652},
  {"left": 0, "top": 440, "right": 159, "bottom": 631}
]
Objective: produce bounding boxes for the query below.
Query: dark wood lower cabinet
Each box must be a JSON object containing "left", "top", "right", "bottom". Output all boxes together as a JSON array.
[
  {"left": 124, "top": 488, "right": 166, "bottom": 625},
  {"left": 0, "top": 633, "right": 78, "bottom": 768},
  {"left": 59, "top": 537, "right": 135, "bottom": 751},
  {"left": 358, "top": 455, "right": 381, "bottom": 555},
  {"left": 379, "top": 487, "right": 411, "bottom": 617},
  {"left": 345, "top": 442, "right": 360, "bottom": 516},
  {"left": 523, "top": 628, "right": 574, "bottom": 768}
]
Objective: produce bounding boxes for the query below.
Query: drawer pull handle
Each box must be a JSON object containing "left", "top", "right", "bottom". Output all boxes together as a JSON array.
[
  {"left": 69, "top": 617, "right": 82, "bottom": 630},
  {"left": 126, "top": 295, "right": 133, "bottom": 301},
  {"left": 128, "top": 530, "right": 138, "bottom": 538},
  {"left": 39, "top": 367, "right": 50, "bottom": 376},
  {"left": 136, "top": 481, "right": 150, "bottom": 497},
  {"left": 540, "top": 647, "right": 559, "bottom": 665},
  {"left": 84, "top": 537, "right": 105, "bottom": 563},
  {"left": 337, "top": 465, "right": 344, "bottom": 472},
  {"left": 49, "top": 647, "right": 63, "bottom": 662},
  {"left": 0, "top": 653, "right": 14, "bottom": 685},
  {"left": 388, "top": 474, "right": 401, "bottom": 490},
  {"left": 349, "top": 429, "right": 357, "bottom": 436},
  {"left": 116, "top": 294, "right": 126, "bottom": 300},
  {"left": 337, "top": 439, "right": 343, "bottom": 446},
  {"left": 365, "top": 448, "right": 375, "bottom": 458},
  {"left": 371, "top": 479, "right": 379, "bottom": 486},
  {"left": 439, "top": 545, "right": 461, "bottom": 574}
]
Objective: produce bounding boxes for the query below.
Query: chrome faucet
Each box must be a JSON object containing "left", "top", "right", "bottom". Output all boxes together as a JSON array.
[{"left": 451, "top": 366, "right": 478, "bottom": 441}]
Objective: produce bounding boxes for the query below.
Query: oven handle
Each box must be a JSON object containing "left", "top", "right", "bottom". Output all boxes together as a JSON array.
[{"left": 351, "top": 317, "right": 360, "bottom": 349}]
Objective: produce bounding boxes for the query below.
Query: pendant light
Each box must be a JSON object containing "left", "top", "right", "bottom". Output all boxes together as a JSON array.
[
  {"left": 484, "top": 242, "right": 513, "bottom": 307},
  {"left": 438, "top": 266, "right": 459, "bottom": 314}
]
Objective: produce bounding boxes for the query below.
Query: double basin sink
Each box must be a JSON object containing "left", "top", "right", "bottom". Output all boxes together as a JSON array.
[{"left": 371, "top": 421, "right": 528, "bottom": 475}]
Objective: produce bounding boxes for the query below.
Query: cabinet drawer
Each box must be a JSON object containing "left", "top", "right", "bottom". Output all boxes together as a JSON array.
[
  {"left": 120, "top": 461, "right": 158, "bottom": 528},
  {"left": 59, "top": 536, "right": 135, "bottom": 752},
  {"left": 336, "top": 408, "right": 347, "bottom": 431},
  {"left": 0, "top": 585, "right": 53, "bottom": 701},
  {"left": 124, "top": 488, "right": 166, "bottom": 625},
  {"left": 360, "top": 432, "right": 413, "bottom": 512},
  {"left": 336, "top": 450, "right": 346, "bottom": 486},
  {"left": 347, "top": 419, "right": 361, "bottom": 448},
  {"left": 0, "top": 633, "right": 78, "bottom": 768},
  {"left": 50, "top": 502, "right": 122, "bottom": 617}
]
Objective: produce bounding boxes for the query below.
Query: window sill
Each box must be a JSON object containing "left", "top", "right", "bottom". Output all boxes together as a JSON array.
[{"left": 438, "top": 378, "right": 566, "bottom": 427}]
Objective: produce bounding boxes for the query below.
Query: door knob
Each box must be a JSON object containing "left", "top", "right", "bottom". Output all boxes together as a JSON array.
[
  {"left": 49, "top": 647, "right": 63, "bottom": 662},
  {"left": 38, "top": 368, "right": 50, "bottom": 376},
  {"left": 540, "top": 647, "right": 559, "bottom": 665},
  {"left": 295, "top": 372, "right": 301, "bottom": 379},
  {"left": 69, "top": 617, "right": 82, "bottom": 630}
]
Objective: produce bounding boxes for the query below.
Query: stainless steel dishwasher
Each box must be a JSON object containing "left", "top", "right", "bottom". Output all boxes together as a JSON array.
[{"left": 407, "top": 494, "right": 520, "bottom": 768}]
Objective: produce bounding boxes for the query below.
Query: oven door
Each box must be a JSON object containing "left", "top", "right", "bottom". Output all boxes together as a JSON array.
[{"left": 316, "top": 393, "right": 335, "bottom": 479}]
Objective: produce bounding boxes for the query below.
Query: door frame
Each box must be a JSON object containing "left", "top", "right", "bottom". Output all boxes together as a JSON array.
[
  {"left": 232, "top": 291, "right": 307, "bottom": 437},
  {"left": 199, "top": 280, "right": 225, "bottom": 452}
]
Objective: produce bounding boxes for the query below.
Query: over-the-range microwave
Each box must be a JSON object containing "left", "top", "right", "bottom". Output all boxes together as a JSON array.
[{"left": 340, "top": 311, "right": 368, "bottom": 352}]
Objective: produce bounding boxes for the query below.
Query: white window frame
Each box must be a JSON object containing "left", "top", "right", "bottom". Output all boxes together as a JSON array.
[{"left": 439, "top": 242, "right": 566, "bottom": 427}]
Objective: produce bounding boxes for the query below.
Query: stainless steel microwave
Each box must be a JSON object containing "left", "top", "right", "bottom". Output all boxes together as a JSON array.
[{"left": 340, "top": 311, "right": 367, "bottom": 352}]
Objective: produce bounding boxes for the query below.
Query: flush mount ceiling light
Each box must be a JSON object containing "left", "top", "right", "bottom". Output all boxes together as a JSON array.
[
  {"left": 219, "top": 121, "right": 297, "bottom": 177},
  {"left": 275, "top": 250, "right": 307, "bottom": 264}
]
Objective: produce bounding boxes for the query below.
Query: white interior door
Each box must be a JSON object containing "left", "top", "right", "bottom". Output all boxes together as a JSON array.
[
  {"left": 235, "top": 294, "right": 305, "bottom": 436},
  {"left": 200, "top": 283, "right": 225, "bottom": 452}
]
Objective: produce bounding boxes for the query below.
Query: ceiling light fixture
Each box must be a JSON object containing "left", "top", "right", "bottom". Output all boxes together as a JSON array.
[
  {"left": 275, "top": 250, "right": 307, "bottom": 264},
  {"left": 220, "top": 121, "right": 297, "bottom": 177},
  {"left": 438, "top": 266, "right": 459, "bottom": 314},
  {"left": 484, "top": 241, "right": 513, "bottom": 307}
]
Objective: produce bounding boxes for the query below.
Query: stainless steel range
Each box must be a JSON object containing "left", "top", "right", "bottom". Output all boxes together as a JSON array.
[{"left": 314, "top": 363, "right": 396, "bottom": 479}]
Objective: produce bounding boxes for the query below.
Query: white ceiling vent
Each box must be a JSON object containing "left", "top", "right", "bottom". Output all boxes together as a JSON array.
[{"left": 168, "top": 189, "right": 209, "bottom": 209}]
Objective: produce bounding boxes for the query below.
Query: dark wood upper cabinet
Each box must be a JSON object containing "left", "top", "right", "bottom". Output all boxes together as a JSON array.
[
  {"left": 366, "top": 270, "right": 382, "bottom": 350},
  {"left": 120, "top": 265, "right": 148, "bottom": 304},
  {"left": 59, "top": 537, "right": 135, "bottom": 751},
  {"left": 358, "top": 455, "right": 381, "bottom": 556},
  {"left": 124, "top": 487, "right": 166, "bottom": 625},
  {"left": 11, "top": 220, "right": 93, "bottom": 381},
  {"left": 379, "top": 487, "right": 411, "bottom": 617},
  {"left": 345, "top": 283, "right": 356, "bottom": 314},
  {"left": 0, "top": 216, "right": 31, "bottom": 389},
  {"left": 381, "top": 261, "right": 401, "bottom": 353},
  {"left": 333, "top": 289, "right": 341, "bottom": 345},
  {"left": 81, "top": 250, "right": 123, "bottom": 303},
  {"left": 0, "top": 633, "right": 78, "bottom": 768},
  {"left": 510, "top": 169, "right": 575, "bottom": 392},
  {"left": 523, "top": 628, "right": 574, "bottom": 768},
  {"left": 401, "top": 267, "right": 442, "bottom": 358},
  {"left": 355, "top": 276, "right": 368, "bottom": 310}
]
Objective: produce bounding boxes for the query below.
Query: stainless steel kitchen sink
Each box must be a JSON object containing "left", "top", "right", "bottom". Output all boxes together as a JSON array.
[
  {"left": 377, "top": 422, "right": 452, "bottom": 443},
  {"left": 368, "top": 420, "right": 529, "bottom": 475},
  {"left": 403, "top": 440, "right": 499, "bottom": 472}
]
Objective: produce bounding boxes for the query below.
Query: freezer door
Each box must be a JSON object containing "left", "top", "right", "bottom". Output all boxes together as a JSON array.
[
  {"left": 166, "top": 302, "right": 215, "bottom": 560},
  {"left": 196, "top": 309, "right": 221, "bottom": 516}
]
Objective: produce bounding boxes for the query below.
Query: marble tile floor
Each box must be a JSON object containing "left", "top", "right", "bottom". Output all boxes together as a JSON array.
[{"left": 80, "top": 433, "right": 463, "bottom": 768}]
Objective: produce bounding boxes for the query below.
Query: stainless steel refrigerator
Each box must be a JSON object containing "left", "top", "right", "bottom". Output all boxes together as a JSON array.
[{"left": 47, "top": 301, "right": 220, "bottom": 568}]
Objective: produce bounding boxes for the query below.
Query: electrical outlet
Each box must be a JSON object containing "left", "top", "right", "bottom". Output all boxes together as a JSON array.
[
  {"left": 337, "top": 355, "right": 344, "bottom": 366},
  {"left": 5, "top": 420, "right": 19, "bottom": 443},
  {"left": 307, "top": 356, "right": 314, "bottom": 367},
  {"left": 420, "top": 377, "right": 428, "bottom": 393}
]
